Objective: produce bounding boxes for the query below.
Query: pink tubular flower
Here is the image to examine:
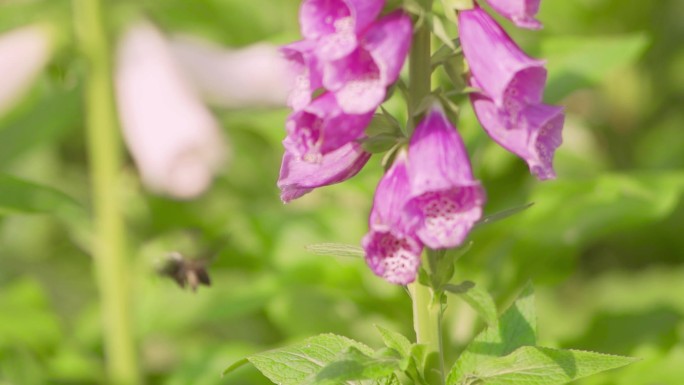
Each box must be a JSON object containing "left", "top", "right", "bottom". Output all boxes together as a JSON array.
[
  {"left": 470, "top": 87, "right": 564, "bottom": 180},
  {"left": 299, "top": 0, "right": 385, "bottom": 61},
  {"left": 116, "top": 22, "right": 227, "bottom": 199},
  {"left": 278, "top": 141, "right": 371, "bottom": 203},
  {"left": 323, "top": 11, "right": 412, "bottom": 114},
  {"left": 406, "top": 106, "right": 486, "bottom": 249},
  {"left": 284, "top": 92, "right": 373, "bottom": 162},
  {"left": 484, "top": 0, "right": 542, "bottom": 29},
  {"left": 281, "top": 40, "right": 323, "bottom": 111},
  {"left": 0, "top": 24, "right": 52, "bottom": 117},
  {"left": 458, "top": 7, "right": 546, "bottom": 110},
  {"left": 362, "top": 151, "right": 423, "bottom": 285}
]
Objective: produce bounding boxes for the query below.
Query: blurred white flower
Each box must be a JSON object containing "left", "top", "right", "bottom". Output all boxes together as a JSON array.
[
  {"left": 115, "top": 22, "right": 228, "bottom": 199},
  {"left": 169, "top": 36, "right": 292, "bottom": 109},
  {"left": 0, "top": 24, "right": 52, "bottom": 117}
]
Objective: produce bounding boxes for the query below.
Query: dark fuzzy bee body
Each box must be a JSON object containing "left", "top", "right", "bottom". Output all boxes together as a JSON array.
[{"left": 158, "top": 252, "right": 211, "bottom": 292}]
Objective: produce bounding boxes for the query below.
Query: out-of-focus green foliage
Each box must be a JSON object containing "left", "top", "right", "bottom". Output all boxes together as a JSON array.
[{"left": 0, "top": 0, "right": 682, "bottom": 384}]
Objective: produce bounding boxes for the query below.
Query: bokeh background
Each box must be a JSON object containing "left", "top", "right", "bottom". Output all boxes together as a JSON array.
[{"left": 1, "top": 0, "right": 683, "bottom": 384}]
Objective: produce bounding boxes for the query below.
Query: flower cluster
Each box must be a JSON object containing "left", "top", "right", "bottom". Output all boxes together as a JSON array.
[
  {"left": 363, "top": 106, "right": 485, "bottom": 284},
  {"left": 459, "top": 2, "right": 564, "bottom": 180},
  {"left": 277, "top": 0, "right": 564, "bottom": 285},
  {"left": 277, "top": 0, "right": 412, "bottom": 202}
]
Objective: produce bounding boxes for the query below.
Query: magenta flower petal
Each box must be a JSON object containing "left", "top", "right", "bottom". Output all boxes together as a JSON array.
[
  {"left": 300, "top": 0, "right": 385, "bottom": 61},
  {"left": 284, "top": 92, "right": 373, "bottom": 161},
  {"left": 458, "top": 7, "right": 546, "bottom": 108},
  {"left": 362, "top": 151, "right": 423, "bottom": 284},
  {"left": 471, "top": 89, "right": 564, "bottom": 180},
  {"left": 485, "top": 0, "right": 542, "bottom": 29},
  {"left": 405, "top": 106, "right": 486, "bottom": 249},
  {"left": 281, "top": 40, "right": 322, "bottom": 110},
  {"left": 278, "top": 141, "right": 371, "bottom": 202},
  {"left": 323, "top": 12, "right": 412, "bottom": 114}
]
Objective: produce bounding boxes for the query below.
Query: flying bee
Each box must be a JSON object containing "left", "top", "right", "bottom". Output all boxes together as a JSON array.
[{"left": 157, "top": 251, "right": 212, "bottom": 292}]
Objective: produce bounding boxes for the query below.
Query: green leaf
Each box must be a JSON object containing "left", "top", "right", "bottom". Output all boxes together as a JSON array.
[
  {"left": 305, "top": 243, "right": 365, "bottom": 258},
  {"left": 375, "top": 325, "right": 412, "bottom": 358},
  {"left": 0, "top": 174, "right": 83, "bottom": 217},
  {"left": 430, "top": 16, "right": 455, "bottom": 51},
  {"left": 475, "top": 203, "right": 534, "bottom": 229},
  {"left": 457, "top": 346, "right": 638, "bottom": 385},
  {"left": 541, "top": 34, "right": 649, "bottom": 102},
  {"left": 240, "top": 334, "right": 374, "bottom": 385},
  {"left": 361, "top": 133, "right": 402, "bottom": 154},
  {"left": 307, "top": 347, "right": 402, "bottom": 385},
  {"left": 457, "top": 284, "right": 498, "bottom": 327},
  {"left": 443, "top": 281, "right": 475, "bottom": 295},
  {"left": 448, "top": 283, "right": 537, "bottom": 384},
  {"left": 366, "top": 113, "right": 403, "bottom": 137}
]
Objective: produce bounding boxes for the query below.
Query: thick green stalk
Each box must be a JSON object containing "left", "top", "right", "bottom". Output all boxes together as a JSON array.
[
  {"left": 408, "top": 0, "right": 434, "bottom": 133},
  {"left": 409, "top": 279, "right": 444, "bottom": 384},
  {"left": 408, "top": 1, "right": 444, "bottom": 382},
  {"left": 72, "top": 1, "right": 139, "bottom": 384}
]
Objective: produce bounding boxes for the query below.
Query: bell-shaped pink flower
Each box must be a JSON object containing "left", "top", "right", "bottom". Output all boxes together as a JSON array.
[
  {"left": 485, "top": 0, "right": 542, "bottom": 29},
  {"left": 281, "top": 40, "right": 323, "bottom": 111},
  {"left": 405, "top": 106, "right": 486, "bottom": 249},
  {"left": 278, "top": 141, "right": 371, "bottom": 203},
  {"left": 323, "top": 11, "right": 412, "bottom": 114},
  {"left": 0, "top": 24, "right": 53, "bottom": 117},
  {"left": 470, "top": 87, "right": 564, "bottom": 180},
  {"left": 362, "top": 151, "right": 423, "bottom": 285},
  {"left": 458, "top": 7, "right": 546, "bottom": 110},
  {"left": 284, "top": 92, "right": 373, "bottom": 162},
  {"left": 116, "top": 22, "right": 227, "bottom": 199},
  {"left": 299, "top": 0, "right": 385, "bottom": 61}
]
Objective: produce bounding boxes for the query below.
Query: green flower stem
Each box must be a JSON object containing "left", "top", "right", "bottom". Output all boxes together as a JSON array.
[
  {"left": 408, "top": 2, "right": 445, "bottom": 383},
  {"left": 408, "top": 0, "right": 434, "bottom": 134},
  {"left": 409, "top": 279, "right": 444, "bottom": 384},
  {"left": 72, "top": 0, "right": 140, "bottom": 384}
]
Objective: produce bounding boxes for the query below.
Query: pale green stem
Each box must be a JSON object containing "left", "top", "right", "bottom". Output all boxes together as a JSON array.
[{"left": 72, "top": 1, "right": 139, "bottom": 384}]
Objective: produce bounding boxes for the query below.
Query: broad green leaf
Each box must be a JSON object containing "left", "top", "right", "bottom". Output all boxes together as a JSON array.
[
  {"left": 540, "top": 34, "right": 649, "bottom": 102},
  {"left": 0, "top": 174, "right": 83, "bottom": 217},
  {"left": 305, "top": 243, "right": 365, "bottom": 258},
  {"left": 375, "top": 325, "right": 412, "bottom": 358},
  {"left": 448, "top": 283, "right": 536, "bottom": 384},
  {"left": 457, "top": 284, "right": 498, "bottom": 327},
  {"left": 307, "top": 347, "right": 402, "bottom": 385},
  {"left": 457, "top": 346, "right": 637, "bottom": 385},
  {"left": 240, "top": 334, "right": 374, "bottom": 385}
]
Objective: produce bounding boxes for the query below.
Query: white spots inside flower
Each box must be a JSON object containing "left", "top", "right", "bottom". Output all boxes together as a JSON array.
[
  {"left": 288, "top": 73, "right": 312, "bottom": 110},
  {"left": 370, "top": 232, "right": 420, "bottom": 284},
  {"left": 414, "top": 189, "right": 482, "bottom": 248},
  {"left": 333, "top": 17, "right": 354, "bottom": 33}
]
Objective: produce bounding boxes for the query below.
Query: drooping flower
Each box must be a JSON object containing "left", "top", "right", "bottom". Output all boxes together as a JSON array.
[
  {"left": 470, "top": 87, "right": 564, "bottom": 180},
  {"left": 458, "top": 7, "right": 546, "bottom": 110},
  {"left": 299, "top": 0, "right": 385, "bottom": 61},
  {"left": 284, "top": 92, "right": 374, "bottom": 162},
  {"left": 405, "top": 106, "right": 486, "bottom": 249},
  {"left": 280, "top": 40, "right": 323, "bottom": 111},
  {"left": 115, "top": 22, "right": 227, "bottom": 199},
  {"left": 323, "top": 11, "right": 412, "bottom": 114},
  {"left": 363, "top": 150, "right": 423, "bottom": 285},
  {"left": 278, "top": 140, "right": 371, "bottom": 203},
  {"left": 0, "top": 24, "right": 53, "bottom": 117},
  {"left": 484, "top": 0, "right": 542, "bottom": 29},
  {"left": 169, "top": 36, "right": 293, "bottom": 109}
]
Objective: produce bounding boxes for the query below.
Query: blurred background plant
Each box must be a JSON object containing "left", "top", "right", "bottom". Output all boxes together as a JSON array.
[{"left": 0, "top": 0, "right": 682, "bottom": 384}]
